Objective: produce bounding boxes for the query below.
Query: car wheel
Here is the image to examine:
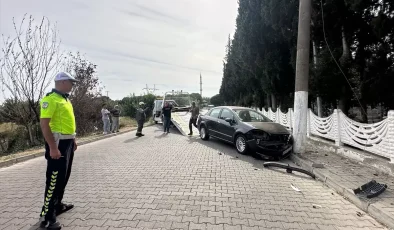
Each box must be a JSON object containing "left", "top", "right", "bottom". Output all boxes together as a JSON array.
[
  {"left": 200, "top": 126, "right": 209, "bottom": 140},
  {"left": 155, "top": 121, "right": 158, "bottom": 124},
  {"left": 235, "top": 134, "right": 248, "bottom": 155}
]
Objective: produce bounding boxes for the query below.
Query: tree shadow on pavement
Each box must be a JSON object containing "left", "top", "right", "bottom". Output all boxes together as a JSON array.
[
  {"left": 149, "top": 124, "right": 314, "bottom": 181},
  {"left": 123, "top": 136, "right": 140, "bottom": 143},
  {"left": 154, "top": 133, "right": 169, "bottom": 139}
]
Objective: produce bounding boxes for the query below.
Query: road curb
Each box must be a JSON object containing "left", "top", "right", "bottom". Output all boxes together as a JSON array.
[
  {"left": 0, "top": 123, "right": 155, "bottom": 169},
  {"left": 290, "top": 153, "right": 394, "bottom": 229}
]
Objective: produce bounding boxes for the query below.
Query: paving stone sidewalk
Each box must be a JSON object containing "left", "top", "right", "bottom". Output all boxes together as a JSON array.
[
  {"left": 291, "top": 140, "right": 394, "bottom": 229},
  {"left": 0, "top": 125, "right": 390, "bottom": 230}
]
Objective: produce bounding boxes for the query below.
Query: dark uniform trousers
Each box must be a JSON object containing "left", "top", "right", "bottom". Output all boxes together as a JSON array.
[
  {"left": 40, "top": 139, "right": 74, "bottom": 221},
  {"left": 137, "top": 120, "right": 144, "bottom": 134},
  {"left": 189, "top": 117, "right": 198, "bottom": 133}
]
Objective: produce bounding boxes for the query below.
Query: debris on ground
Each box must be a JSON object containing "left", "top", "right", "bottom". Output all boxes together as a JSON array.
[
  {"left": 353, "top": 180, "right": 388, "bottom": 198},
  {"left": 291, "top": 184, "right": 301, "bottom": 192},
  {"left": 263, "top": 162, "right": 316, "bottom": 179},
  {"left": 217, "top": 151, "right": 224, "bottom": 155},
  {"left": 312, "top": 204, "right": 322, "bottom": 209},
  {"left": 356, "top": 211, "right": 364, "bottom": 217},
  {"left": 312, "top": 163, "right": 324, "bottom": 168}
]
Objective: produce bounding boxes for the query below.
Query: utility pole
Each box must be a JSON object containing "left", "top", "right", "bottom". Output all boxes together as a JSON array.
[
  {"left": 200, "top": 73, "right": 203, "bottom": 98},
  {"left": 142, "top": 84, "right": 159, "bottom": 95},
  {"left": 293, "top": 0, "right": 312, "bottom": 154}
]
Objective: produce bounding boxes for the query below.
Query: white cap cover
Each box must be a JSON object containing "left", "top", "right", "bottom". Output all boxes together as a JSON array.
[{"left": 54, "top": 72, "right": 78, "bottom": 82}]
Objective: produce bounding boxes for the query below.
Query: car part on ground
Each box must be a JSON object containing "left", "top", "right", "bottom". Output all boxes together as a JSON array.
[
  {"left": 353, "top": 180, "right": 387, "bottom": 198},
  {"left": 263, "top": 162, "right": 316, "bottom": 179}
]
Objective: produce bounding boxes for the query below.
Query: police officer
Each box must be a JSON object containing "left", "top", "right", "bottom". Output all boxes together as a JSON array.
[
  {"left": 39, "top": 72, "right": 78, "bottom": 229},
  {"left": 135, "top": 102, "right": 150, "bottom": 137}
]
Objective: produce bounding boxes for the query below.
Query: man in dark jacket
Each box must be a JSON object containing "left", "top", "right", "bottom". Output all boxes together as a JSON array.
[
  {"left": 135, "top": 102, "right": 150, "bottom": 137},
  {"left": 162, "top": 101, "right": 172, "bottom": 133},
  {"left": 188, "top": 101, "right": 199, "bottom": 135},
  {"left": 110, "top": 105, "right": 121, "bottom": 133}
]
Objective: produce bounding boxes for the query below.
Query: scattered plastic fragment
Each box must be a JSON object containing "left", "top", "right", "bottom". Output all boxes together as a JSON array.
[
  {"left": 312, "top": 204, "right": 322, "bottom": 209},
  {"left": 356, "top": 211, "right": 364, "bottom": 217},
  {"left": 291, "top": 184, "right": 301, "bottom": 192}
]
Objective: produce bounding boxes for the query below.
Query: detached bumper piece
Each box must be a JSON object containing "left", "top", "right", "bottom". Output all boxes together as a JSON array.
[
  {"left": 263, "top": 162, "right": 316, "bottom": 179},
  {"left": 353, "top": 180, "right": 387, "bottom": 198}
]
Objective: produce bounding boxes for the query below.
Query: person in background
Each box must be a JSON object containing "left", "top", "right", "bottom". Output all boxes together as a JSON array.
[
  {"left": 135, "top": 102, "right": 150, "bottom": 137},
  {"left": 188, "top": 101, "right": 199, "bottom": 136},
  {"left": 101, "top": 106, "right": 111, "bottom": 134},
  {"left": 162, "top": 101, "right": 172, "bottom": 133},
  {"left": 111, "top": 105, "right": 121, "bottom": 133}
]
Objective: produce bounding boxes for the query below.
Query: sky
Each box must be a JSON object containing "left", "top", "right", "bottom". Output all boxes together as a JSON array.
[{"left": 0, "top": 0, "right": 238, "bottom": 100}]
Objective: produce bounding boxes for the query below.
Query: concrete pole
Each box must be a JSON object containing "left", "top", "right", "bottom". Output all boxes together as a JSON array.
[{"left": 293, "top": 0, "right": 312, "bottom": 154}]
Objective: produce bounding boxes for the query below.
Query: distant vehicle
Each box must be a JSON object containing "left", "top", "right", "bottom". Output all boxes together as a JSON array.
[
  {"left": 152, "top": 98, "right": 176, "bottom": 124},
  {"left": 197, "top": 106, "right": 293, "bottom": 159}
]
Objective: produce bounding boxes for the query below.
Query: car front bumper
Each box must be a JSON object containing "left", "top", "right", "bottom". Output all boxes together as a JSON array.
[{"left": 247, "top": 140, "right": 293, "bottom": 157}]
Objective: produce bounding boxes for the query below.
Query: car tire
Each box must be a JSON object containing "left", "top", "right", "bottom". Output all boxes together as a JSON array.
[
  {"left": 235, "top": 134, "right": 248, "bottom": 155},
  {"left": 199, "top": 125, "right": 209, "bottom": 140},
  {"left": 155, "top": 121, "right": 158, "bottom": 124}
]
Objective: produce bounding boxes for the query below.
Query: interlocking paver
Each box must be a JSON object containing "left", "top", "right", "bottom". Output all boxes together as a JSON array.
[{"left": 0, "top": 126, "right": 389, "bottom": 230}]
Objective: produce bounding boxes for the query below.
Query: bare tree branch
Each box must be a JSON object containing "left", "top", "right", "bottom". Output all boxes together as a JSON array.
[{"left": 0, "top": 14, "right": 63, "bottom": 123}]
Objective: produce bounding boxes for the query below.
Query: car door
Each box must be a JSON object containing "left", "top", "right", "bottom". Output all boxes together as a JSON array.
[
  {"left": 217, "top": 108, "right": 237, "bottom": 142},
  {"left": 204, "top": 108, "right": 222, "bottom": 137}
]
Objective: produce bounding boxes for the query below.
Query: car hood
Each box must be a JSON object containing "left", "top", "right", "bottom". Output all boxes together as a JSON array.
[{"left": 244, "top": 122, "right": 289, "bottom": 134}]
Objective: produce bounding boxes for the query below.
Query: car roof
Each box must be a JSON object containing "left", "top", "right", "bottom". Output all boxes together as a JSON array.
[{"left": 212, "top": 106, "right": 254, "bottom": 110}]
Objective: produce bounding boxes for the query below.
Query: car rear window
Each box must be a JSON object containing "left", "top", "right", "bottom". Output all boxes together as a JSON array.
[{"left": 233, "top": 109, "right": 271, "bottom": 122}]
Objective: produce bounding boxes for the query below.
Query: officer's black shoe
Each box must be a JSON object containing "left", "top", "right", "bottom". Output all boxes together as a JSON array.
[
  {"left": 39, "top": 220, "right": 48, "bottom": 228},
  {"left": 47, "top": 221, "right": 62, "bottom": 230},
  {"left": 140, "top": 134, "right": 145, "bottom": 136},
  {"left": 56, "top": 203, "right": 74, "bottom": 216},
  {"left": 188, "top": 133, "right": 193, "bottom": 136}
]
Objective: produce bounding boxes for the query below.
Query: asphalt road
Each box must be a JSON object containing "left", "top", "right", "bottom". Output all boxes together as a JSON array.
[{"left": 0, "top": 125, "right": 387, "bottom": 230}]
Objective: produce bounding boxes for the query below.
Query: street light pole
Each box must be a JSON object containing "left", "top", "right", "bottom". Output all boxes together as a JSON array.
[{"left": 293, "top": 0, "right": 312, "bottom": 154}]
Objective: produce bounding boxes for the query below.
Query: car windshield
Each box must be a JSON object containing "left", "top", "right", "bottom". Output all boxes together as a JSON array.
[
  {"left": 233, "top": 109, "right": 271, "bottom": 122},
  {"left": 164, "top": 94, "right": 191, "bottom": 107}
]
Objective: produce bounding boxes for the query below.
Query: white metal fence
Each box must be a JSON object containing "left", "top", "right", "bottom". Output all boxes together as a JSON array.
[{"left": 252, "top": 107, "right": 394, "bottom": 161}]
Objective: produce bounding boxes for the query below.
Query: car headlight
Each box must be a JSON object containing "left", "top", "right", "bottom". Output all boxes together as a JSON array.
[
  {"left": 251, "top": 130, "right": 270, "bottom": 141},
  {"left": 261, "top": 132, "right": 269, "bottom": 141}
]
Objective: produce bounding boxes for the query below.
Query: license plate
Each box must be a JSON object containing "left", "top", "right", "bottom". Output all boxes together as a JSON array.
[{"left": 283, "top": 146, "right": 292, "bottom": 155}]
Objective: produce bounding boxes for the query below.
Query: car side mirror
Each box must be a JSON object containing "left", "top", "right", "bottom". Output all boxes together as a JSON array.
[{"left": 225, "top": 118, "right": 233, "bottom": 124}]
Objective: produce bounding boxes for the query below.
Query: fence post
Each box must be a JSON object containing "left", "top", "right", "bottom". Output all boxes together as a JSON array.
[
  {"left": 388, "top": 110, "right": 394, "bottom": 164},
  {"left": 289, "top": 108, "right": 293, "bottom": 130},
  {"left": 334, "top": 109, "right": 343, "bottom": 146}
]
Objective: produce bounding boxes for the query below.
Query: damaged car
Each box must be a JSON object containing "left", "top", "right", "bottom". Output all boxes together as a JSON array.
[{"left": 197, "top": 106, "right": 293, "bottom": 159}]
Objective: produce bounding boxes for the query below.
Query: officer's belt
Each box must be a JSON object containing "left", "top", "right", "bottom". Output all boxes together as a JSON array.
[
  {"left": 53, "top": 133, "right": 76, "bottom": 147},
  {"left": 53, "top": 133, "right": 76, "bottom": 140}
]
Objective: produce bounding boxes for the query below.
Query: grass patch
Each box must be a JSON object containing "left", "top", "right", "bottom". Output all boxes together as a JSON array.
[{"left": 0, "top": 116, "right": 141, "bottom": 163}]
